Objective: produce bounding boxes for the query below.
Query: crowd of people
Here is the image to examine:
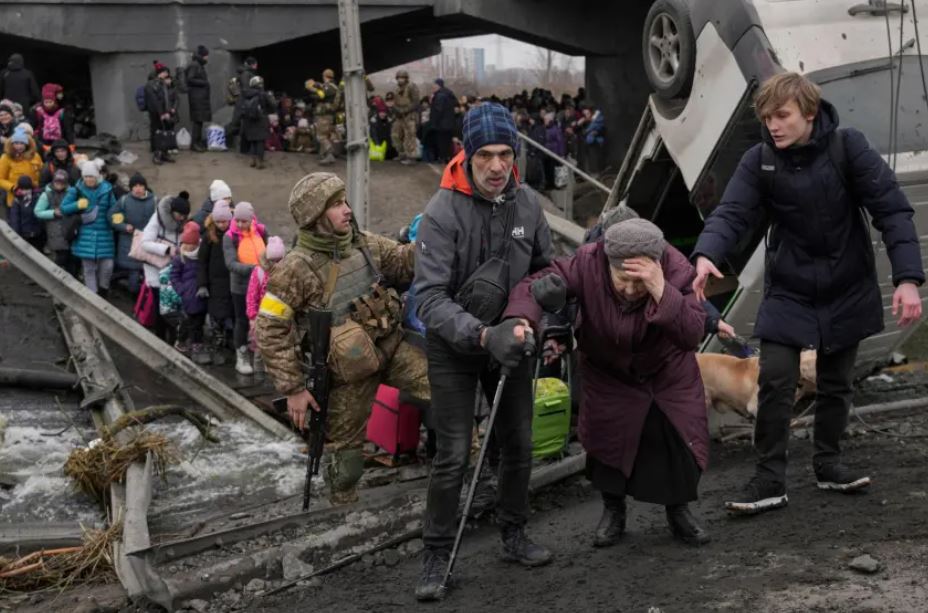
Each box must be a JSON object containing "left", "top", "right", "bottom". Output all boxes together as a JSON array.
[
  {"left": 137, "top": 49, "right": 606, "bottom": 178},
  {"left": 3, "top": 139, "right": 287, "bottom": 376},
  {"left": 12, "top": 46, "right": 913, "bottom": 604}
]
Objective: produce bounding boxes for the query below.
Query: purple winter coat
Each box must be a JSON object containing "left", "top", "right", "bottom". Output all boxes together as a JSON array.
[
  {"left": 504, "top": 241, "right": 709, "bottom": 476},
  {"left": 170, "top": 252, "right": 207, "bottom": 316},
  {"left": 543, "top": 122, "right": 566, "bottom": 157}
]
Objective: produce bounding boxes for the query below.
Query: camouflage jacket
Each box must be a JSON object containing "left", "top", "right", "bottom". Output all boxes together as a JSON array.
[
  {"left": 255, "top": 231, "right": 415, "bottom": 395},
  {"left": 309, "top": 80, "right": 340, "bottom": 116},
  {"left": 392, "top": 83, "right": 420, "bottom": 116}
]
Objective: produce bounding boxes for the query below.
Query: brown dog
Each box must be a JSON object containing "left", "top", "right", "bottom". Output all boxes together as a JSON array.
[{"left": 697, "top": 350, "right": 817, "bottom": 418}]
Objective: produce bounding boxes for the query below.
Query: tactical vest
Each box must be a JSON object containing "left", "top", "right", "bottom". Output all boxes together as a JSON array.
[
  {"left": 394, "top": 86, "right": 415, "bottom": 115},
  {"left": 291, "top": 241, "right": 403, "bottom": 337},
  {"left": 327, "top": 248, "right": 376, "bottom": 324}
]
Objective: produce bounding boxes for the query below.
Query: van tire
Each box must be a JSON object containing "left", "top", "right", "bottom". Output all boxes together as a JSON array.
[{"left": 642, "top": 0, "right": 696, "bottom": 100}]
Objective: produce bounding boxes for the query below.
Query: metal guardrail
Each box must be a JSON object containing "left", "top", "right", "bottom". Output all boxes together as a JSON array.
[
  {"left": 0, "top": 220, "right": 293, "bottom": 440},
  {"left": 516, "top": 132, "right": 610, "bottom": 231},
  {"left": 517, "top": 132, "right": 611, "bottom": 193}
]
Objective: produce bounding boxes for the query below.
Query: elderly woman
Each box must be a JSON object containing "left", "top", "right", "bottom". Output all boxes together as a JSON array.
[{"left": 504, "top": 218, "right": 710, "bottom": 547}]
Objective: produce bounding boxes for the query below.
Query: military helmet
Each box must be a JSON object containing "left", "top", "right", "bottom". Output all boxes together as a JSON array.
[
  {"left": 323, "top": 68, "right": 335, "bottom": 79},
  {"left": 289, "top": 172, "right": 346, "bottom": 229},
  {"left": 396, "top": 69, "right": 409, "bottom": 79}
]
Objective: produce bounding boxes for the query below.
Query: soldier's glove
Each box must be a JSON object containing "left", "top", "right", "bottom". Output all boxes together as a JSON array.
[
  {"left": 197, "top": 286, "right": 209, "bottom": 299},
  {"left": 531, "top": 273, "right": 567, "bottom": 313},
  {"left": 483, "top": 318, "right": 533, "bottom": 369}
]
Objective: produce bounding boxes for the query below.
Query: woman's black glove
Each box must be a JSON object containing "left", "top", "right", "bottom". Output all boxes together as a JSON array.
[
  {"left": 483, "top": 318, "right": 533, "bottom": 369},
  {"left": 531, "top": 273, "right": 567, "bottom": 313}
]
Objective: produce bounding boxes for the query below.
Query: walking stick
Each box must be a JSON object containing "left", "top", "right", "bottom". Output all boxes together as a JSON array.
[{"left": 439, "top": 331, "right": 535, "bottom": 597}]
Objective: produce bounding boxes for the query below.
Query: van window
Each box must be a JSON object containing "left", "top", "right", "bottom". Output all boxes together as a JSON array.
[{"left": 812, "top": 56, "right": 928, "bottom": 155}]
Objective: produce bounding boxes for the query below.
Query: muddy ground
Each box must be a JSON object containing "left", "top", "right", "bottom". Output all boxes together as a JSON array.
[{"left": 250, "top": 405, "right": 928, "bottom": 613}]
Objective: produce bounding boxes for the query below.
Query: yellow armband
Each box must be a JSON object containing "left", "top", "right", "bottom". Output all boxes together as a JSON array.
[{"left": 259, "top": 292, "right": 294, "bottom": 320}]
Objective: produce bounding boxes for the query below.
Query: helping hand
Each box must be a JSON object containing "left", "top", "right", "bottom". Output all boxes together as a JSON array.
[
  {"left": 531, "top": 273, "right": 567, "bottom": 312},
  {"left": 892, "top": 282, "right": 922, "bottom": 327},
  {"left": 693, "top": 256, "right": 723, "bottom": 302},
  {"left": 622, "top": 257, "right": 666, "bottom": 303},
  {"left": 287, "top": 388, "right": 321, "bottom": 431}
]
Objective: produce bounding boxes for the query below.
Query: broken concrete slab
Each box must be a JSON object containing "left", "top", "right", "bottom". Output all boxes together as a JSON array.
[{"left": 0, "top": 221, "right": 292, "bottom": 440}]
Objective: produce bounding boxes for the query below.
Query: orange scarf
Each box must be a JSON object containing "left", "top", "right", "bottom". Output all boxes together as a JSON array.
[{"left": 237, "top": 229, "right": 266, "bottom": 266}]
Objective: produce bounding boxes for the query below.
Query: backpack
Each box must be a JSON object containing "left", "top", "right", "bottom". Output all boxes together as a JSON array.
[
  {"left": 226, "top": 76, "right": 241, "bottom": 106},
  {"left": 174, "top": 66, "right": 189, "bottom": 95},
  {"left": 38, "top": 108, "right": 63, "bottom": 142},
  {"left": 243, "top": 94, "right": 263, "bottom": 120},
  {"left": 135, "top": 85, "right": 147, "bottom": 112}
]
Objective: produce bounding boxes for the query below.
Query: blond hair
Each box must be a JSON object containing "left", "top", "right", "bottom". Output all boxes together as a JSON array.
[{"left": 754, "top": 72, "right": 821, "bottom": 121}]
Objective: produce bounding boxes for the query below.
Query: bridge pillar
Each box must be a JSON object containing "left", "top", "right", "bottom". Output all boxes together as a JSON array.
[{"left": 90, "top": 49, "right": 236, "bottom": 141}]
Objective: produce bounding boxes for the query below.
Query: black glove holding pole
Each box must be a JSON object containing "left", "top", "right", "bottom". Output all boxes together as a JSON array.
[{"left": 483, "top": 318, "right": 535, "bottom": 369}]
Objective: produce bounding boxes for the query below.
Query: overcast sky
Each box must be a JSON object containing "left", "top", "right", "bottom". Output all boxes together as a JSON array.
[{"left": 441, "top": 34, "right": 584, "bottom": 71}]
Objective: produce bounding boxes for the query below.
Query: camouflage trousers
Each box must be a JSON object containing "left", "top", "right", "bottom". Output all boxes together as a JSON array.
[
  {"left": 314, "top": 114, "right": 336, "bottom": 157},
  {"left": 324, "top": 338, "right": 430, "bottom": 502},
  {"left": 391, "top": 113, "right": 418, "bottom": 159}
]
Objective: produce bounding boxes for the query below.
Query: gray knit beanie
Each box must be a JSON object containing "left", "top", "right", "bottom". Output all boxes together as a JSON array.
[
  {"left": 604, "top": 218, "right": 666, "bottom": 267},
  {"left": 600, "top": 205, "right": 639, "bottom": 232}
]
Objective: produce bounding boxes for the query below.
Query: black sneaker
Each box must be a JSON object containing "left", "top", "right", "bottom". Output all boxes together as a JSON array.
[
  {"left": 724, "top": 476, "right": 788, "bottom": 515},
  {"left": 415, "top": 548, "right": 450, "bottom": 602},
  {"left": 816, "top": 463, "right": 871, "bottom": 493},
  {"left": 500, "top": 524, "right": 552, "bottom": 567}
]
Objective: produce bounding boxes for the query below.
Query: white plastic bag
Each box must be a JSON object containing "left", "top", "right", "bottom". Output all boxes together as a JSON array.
[
  {"left": 206, "top": 124, "right": 227, "bottom": 151},
  {"left": 175, "top": 127, "right": 192, "bottom": 150},
  {"left": 116, "top": 150, "right": 138, "bottom": 166},
  {"left": 553, "top": 164, "right": 570, "bottom": 189}
]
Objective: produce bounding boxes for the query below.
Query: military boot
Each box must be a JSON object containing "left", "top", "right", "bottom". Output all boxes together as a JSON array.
[
  {"left": 593, "top": 494, "right": 626, "bottom": 548},
  {"left": 500, "top": 523, "right": 552, "bottom": 567},
  {"left": 325, "top": 448, "right": 364, "bottom": 505}
]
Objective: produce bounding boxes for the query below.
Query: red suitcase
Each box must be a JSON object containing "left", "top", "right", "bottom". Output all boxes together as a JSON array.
[{"left": 366, "top": 384, "right": 421, "bottom": 456}]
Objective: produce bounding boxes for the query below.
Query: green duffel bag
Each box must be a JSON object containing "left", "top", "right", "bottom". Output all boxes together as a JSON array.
[{"left": 532, "top": 377, "right": 571, "bottom": 459}]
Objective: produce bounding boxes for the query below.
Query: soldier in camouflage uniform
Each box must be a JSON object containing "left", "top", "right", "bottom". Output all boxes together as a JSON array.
[
  {"left": 305, "top": 69, "right": 340, "bottom": 165},
  {"left": 255, "top": 172, "right": 430, "bottom": 505},
  {"left": 390, "top": 69, "right": 420, "bottom": 165}
]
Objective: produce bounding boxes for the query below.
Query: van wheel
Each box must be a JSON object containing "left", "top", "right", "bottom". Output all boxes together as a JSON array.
[{"left": 642, "top": 0, "right": 696, "bottom": 100}]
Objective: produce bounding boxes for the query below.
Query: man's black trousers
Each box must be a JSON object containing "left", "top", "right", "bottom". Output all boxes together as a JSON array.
[{"left": 422, "top": 333, "right": 534, "bottom": 550}]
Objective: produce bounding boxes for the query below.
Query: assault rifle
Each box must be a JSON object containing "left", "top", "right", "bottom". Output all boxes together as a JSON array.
[{"left": 272, "top": 308, "right": 333, "bottom": 512}]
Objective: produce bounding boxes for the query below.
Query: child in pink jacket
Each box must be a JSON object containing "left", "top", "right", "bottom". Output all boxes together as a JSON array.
[{"left": 246, "top": 236, "right": 285, "bottom": 362}]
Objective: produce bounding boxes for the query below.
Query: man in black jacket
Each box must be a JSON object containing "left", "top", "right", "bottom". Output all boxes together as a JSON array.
[
  {"left": 429, "top": 78, "right": 456, "bottom": 163},
  {"left": 144, "top": 61, "right": 178, "bottom": 165},
  {"left": 412, "top": 103, "right": 555, "bottom": 600},
  {"left": 185, "top": 45, "right": 212, "bottom": 153},
  {"left": 0, "top": 54, "right": 39, "bottom": 110},
  {"left": 692, "top": 72, "right": 924, "bottom": 516}
]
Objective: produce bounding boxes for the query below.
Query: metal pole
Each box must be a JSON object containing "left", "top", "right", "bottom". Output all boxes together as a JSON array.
[{"left": 337, "top": 0, "right": 370, "bottom": 229}]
